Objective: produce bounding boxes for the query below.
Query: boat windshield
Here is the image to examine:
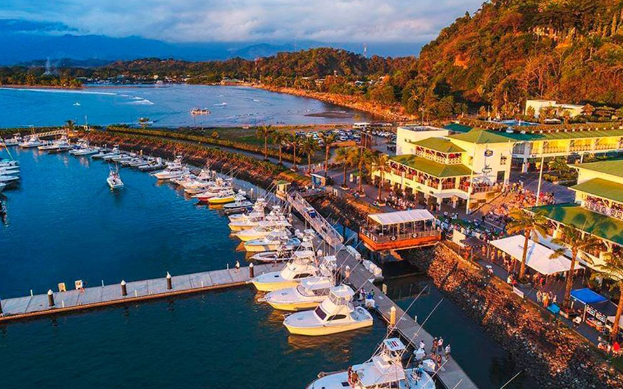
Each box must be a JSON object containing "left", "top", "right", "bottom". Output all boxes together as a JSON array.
[
  {"left": 313, "top": 305, "right": 327, "bottom": 320},
  {"left": 296, "top": 284, "right": 313, "bottom": 297}
]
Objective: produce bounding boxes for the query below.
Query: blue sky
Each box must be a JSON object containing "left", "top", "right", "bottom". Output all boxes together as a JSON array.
[{"left": 0, "top": 0, "right": 483, "bottom": 43}]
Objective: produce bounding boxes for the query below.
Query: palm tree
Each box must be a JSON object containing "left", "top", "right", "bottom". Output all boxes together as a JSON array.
[
  {"left": 300, "top": 137, "right": 320, "bottom": 175},
  {"left": 335, "top": 147, "right": 354, "bottom": 188},
  {"left": 355, "top": 148, "right": 374, "bottom": 194},
  {"left": 271, "top": 130, "right": 288, "bottom": 165},
  {"left": 255, "top": 125, "right": 274, "bottom": 161},
  {"left": 370, "top": 153, "right": 391, "bottom": 202},
  {"left": 590, "top": 251, "right": 623, "bottom": 342},
  {"left": 287, "top": 133, "right": 300, "bottom": 171},
  {"left": 550, "top": 225, "right": 602, "bottom": 310},
  {"left": 506, "top": 209, "right": 549, "bottom": 281},
  {"left": 138, "top": 117, "right": 150, "bottom": 129},
  {"left": 318, "top": 132, "right": 337, "bottom": 177},
  {"left": 65, "top": 119, "right": 75, "bottom": 132}
]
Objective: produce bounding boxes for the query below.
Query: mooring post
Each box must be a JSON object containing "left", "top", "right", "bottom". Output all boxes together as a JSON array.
[
  {"left": 47, "top": 289, "right": 55, "bottom": 307},
  {"left": 166, "top": 272, "right": 172, "bottom": 290},
  {"left": 389, "top": 306, "right": 396, "bottom": 327},
  {"left": 0, "top": 298, "right": 3, "bottom": 315},
  {"left": 121, "top": 280, "right": 127, "bottom": 296}
]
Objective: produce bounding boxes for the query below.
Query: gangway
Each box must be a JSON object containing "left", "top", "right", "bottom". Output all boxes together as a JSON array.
[{"left": 285, "top": 191, "right": 343, "bottom": 249}]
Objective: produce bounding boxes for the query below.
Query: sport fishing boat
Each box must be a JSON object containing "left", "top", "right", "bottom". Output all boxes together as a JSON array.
[
  {"left": 244, "top": 231, "right": 300, "bottom": 253},
  {"left": 19, "top": 135, "right": 43, "bottom": 148},
  {"left": 138, "top": 157, "right": 165, "bottom": 171},
  {"left": 305, "top": 338, "right": 435, "bottom": 389},
  {"left": 251, "top": 248, "right": 321, "bottom": 292},
  {"left": 1, "top": 135, "right": 20, "bottom": 147},
  {"left": 0, "top": 167, "right": 20, "bottom": 177},
  {"left": 71, "top": 145, "right": 100, "bottom": 156},
  {"left": 251, "top": 239, "right": 313, "bottom": 263},
  {"left": 208, "top": 189, "right": 242, "bottom": 205},
  {"left": 107, "top": 166, "right": 124, "bottom": 189},
  {"left": 0, "top": 174, "right": 20, "bottom": 184},
  {"left": 98, "top": 146, "right": 120, "bottom": 160},
  {"left": 153, "top": 157, "right": 189, "bottom": 180},
  {"left": 283, "top": 285, "right": 374, "bottom": 336},
  {"left": 0, "top": 159, "right": 19, "bottom": 169},
  {"left": 46, "top": 136, "right": 72, "bottom": 153},
  {"left": 235, "top": 219, "right": 292, "bottom": 242}
]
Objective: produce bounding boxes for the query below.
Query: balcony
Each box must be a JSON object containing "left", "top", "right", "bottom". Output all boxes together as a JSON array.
[
  {"left": 584, "top": 201, "right": 623, "bottom": 220},
  {"left": 569, "top": 145, "right": 592, "bottom": 152},
  {"left": 441, "top": 181, "right": 457, "bottom": 190},
  {"left": 542, "top": 147, "right": 567, "bottom": 154},
  {"left": 595, "top": 143, "right": 618, "bottom": 151}
]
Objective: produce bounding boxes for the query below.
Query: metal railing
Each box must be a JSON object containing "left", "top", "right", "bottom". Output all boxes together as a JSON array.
[
  {"left": 360, "top": 229, "right": 441, "bottom": 244},
  {"left": 286, "top": 191, "right": 344, "bottom": 248}
]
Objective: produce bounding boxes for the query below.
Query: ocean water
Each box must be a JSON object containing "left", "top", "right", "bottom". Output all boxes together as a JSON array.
[
  {"left": 0, "top": 84, "right": 372, "bottom": 128},
  {"left": 0, "top": 148, "right": 533, "bottom": 389}
]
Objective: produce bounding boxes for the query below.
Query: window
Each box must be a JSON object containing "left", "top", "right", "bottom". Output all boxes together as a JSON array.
[
  {"left": 293, "top": 273, "right": 312, "bottom": 279},
  {"left": 327, "top": 314, "right": 347, "bottom": 321},
  {"left": 314, "top": 306, "right": 327, "bottom": 320},
  {"left": 496, "top": 171, "right": 505, "bottom": 183},
  {"left": 468, "top": 156, "right": 474, "bottom": 165},
  {"left": 500, "top": 155, "right": 507, "bottom": 165}
]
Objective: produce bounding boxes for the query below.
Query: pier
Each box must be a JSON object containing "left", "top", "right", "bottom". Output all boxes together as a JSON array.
[{"left": 0, "top": 263, "right": 283, "bottom": 323}]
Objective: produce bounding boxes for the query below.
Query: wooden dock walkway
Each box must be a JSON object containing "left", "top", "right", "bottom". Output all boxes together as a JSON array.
[
  {"left": 334, "top": 249, "right": 479, "bottom": 389},
  {"left": 0, "top": 263, "right": 283, "bottom": 323}
]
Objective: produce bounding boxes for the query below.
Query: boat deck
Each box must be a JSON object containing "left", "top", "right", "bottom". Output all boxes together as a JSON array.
[
  {"left": 0, "top": 263, "right": 283, "bottom": 323},
  {"left": 334, "top": 249, "right": 479, "bottom": 389}
]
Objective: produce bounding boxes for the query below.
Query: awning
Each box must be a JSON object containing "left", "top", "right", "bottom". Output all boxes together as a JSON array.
[
  {"left": 490, "top": 235, "right": 584, "bottom": 275},
  {"left": 368, "top": 209, "right": 435, "bottom": 226},
  {"left": 571, "top": 288, "right": 608, "bottom": 305}
]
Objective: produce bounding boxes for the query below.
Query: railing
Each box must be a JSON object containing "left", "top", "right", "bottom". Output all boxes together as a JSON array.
[
  {"left": 584, "top": 202, "right": 623, "bottom": 220},
  {"left": 542, "top": 147, "right": 567, "bottom": 154},
  {"left": 286, "top": 191, "right": 344, "bottom": 248},
  {"left": 414, "top": 150, "right": 462, "bottom": 165},
  {"left": 441, "top": 181, "right": 457, "bottom": 190},
  {"left": 595, "top": 143, "right": 618, "bottom": 151},
  {"left": 360, "top": 229, "right": 441, "bottom": 244}
]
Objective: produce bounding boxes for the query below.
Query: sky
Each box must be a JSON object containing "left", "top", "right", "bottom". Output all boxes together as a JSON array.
[{"left": 0, "top": 0, "right": 483, "bottom": 43}]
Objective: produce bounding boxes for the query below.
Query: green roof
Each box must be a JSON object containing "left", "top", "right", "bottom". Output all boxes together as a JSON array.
[
  {"left": 448, "top": 129, "right": 515, "bottom": 144},
  {"left": 573, "top": 159, "right": 623, "bottom": 179},
  {"left": 570, "top": 178, "right": 623, "bottom": 203},
  {"left": 532, "top": 203, "right": 623, "bottom": 246},
  {"left": 391, "top": 155, "right": 472, "bottom": 177},
  {"left": 447, "top": 125, "right": 623, "bottom": 144},
  {"left": 411, "top": 138, "right": 465, "bottom": 153},
  {"left": 444, "top": 123, "right": 472, "bottom": 133}
]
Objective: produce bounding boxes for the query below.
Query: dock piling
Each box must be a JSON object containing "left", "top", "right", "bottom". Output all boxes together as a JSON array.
[
  {"left": 47, "top": 290, "right": 55, "bottom": 307},
  {"left": 166, "top": 272, "right": 172, "bottom": 290},
  {"left": 389, "top": 306, "right": 396, "bottom": 327},
  {"left": 249, "top": 263, "right": 254, "bottom": 278},
  {"left": 121, "top": 280, "right": 127, "bottom": 296}
]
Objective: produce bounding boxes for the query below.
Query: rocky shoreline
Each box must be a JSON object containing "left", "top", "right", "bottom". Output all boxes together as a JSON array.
[{"left": 403, "top": 244, "right": 623, "bottom": 389}]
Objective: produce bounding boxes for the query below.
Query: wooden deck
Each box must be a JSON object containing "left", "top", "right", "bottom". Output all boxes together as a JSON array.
[
  {"left": 334, "top": 249, "right": 479, "bottom": 389},
  {"left": 0, "top": 264, "right": 283, "bottom": 323}
]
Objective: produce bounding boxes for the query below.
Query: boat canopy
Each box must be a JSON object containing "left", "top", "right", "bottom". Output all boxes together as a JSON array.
[
  {"left": 490, "top": 235, "right": 584, "bottom": 275},
  {"left": 368, "top": 209, "right": 435, "bottom": 226},
  {"left": 357, "top": 356, "right": 405, "bottom": 386},
  {"left": 300, "top": 277, "right": 333, "bottom": 290}
]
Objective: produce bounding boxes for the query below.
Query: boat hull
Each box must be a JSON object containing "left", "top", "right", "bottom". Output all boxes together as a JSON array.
[
  {"left": 266, "top": 299, "right": 321, "bottom": 312},
  {"left": 284, "top": 319, "right": 373, "bottom": 336},
  {"left": 244, "top": 243, "right": 280, "bottom": 252},
  {"left": 208, "top": 196, "right": 235, "bottom": 204},
  {"left": 251, "top": 273, "right": 299, "bottom": 292}
]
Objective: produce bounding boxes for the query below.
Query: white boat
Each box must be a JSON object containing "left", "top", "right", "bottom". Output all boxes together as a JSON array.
[
  {"left": 138, "top": 158, "right": 165, "bottom": 171},
  {"left": 153, "top": 157, "right": 188, "bottom": 180},
  {"left": 19, "top": 135, "right": 43, "bottom": 148},
  {"left": 265, "top": 276, "right": 334, "bottom": 311},
  {"left": 251, "top": 239, "right": 312, "bottom": 263},
  {"left": 283, "top": 285, "right": 373, "bottom": 336},
  {"left": 223, "top": 199, "right": 253, "bottom": 210},
  {"left": 251, "top": 249, "right": 320, "bottom": 292},
  {"left": 0, "top": 159, "right": 19, "bottom": 169},
  {"left": 0, "top": 167, "right": 20, "bottom": 176},
  {"left": 1, "top": 136, "right": 20, "bottom": 147},
  {"left": 100, "top": 146, "right": 121, "bottom": 161},
  {"left": 107, "top": 166, "right": 124, "bottom": 189},
  {"left": 244, "top": 232, "right": 300, "bottom": 253},
  {"left": 46, "top": 136, "right": 72, "bottom": 153},
  {"left": 306, "top": 338, "right": 435, "bottom": 389},
  {"left": 235, "top": 219, "right": 292, "bottom": 241},
  {"left": 71, "top": 145, "right": 100, "bottom": 156},
  {"left": 0, "top": 175, "right": 20, "bottom": 184}
]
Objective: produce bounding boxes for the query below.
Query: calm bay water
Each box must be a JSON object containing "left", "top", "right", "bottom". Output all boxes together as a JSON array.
[
  {"left": 0, "top": 84, "right": 372, "bottom": 128},
  {"left": 0, "top": 148, "right": 534, "bottom": 389}
]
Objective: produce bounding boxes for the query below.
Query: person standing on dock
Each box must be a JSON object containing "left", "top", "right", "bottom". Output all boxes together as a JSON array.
[
  {"left": 431, "top": 338, "right": 438, "bottom": 354},
  {"left": 445, "top": 344, "right": 451, "bottom": 357},
  {"left": 437, "top": 337, "right": 444, "bottom": 353},
  {"left": 235, "top": 261, "right": 240, "bottom": 273}
]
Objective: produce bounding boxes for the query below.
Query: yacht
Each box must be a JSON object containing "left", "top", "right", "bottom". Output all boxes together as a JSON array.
[
  {"left": 98, "top": 146, "right": 120, "bottom": 160},
  {"left": 138, "top": 158, "right": 165, "bottom": 171},
  {"left": 0, "top": 159, "right": 19, "bottom": 169},
  {"left": 0, "top": 167, "right": 20, "bottom": 176},
  {"left": 46, "top": 136, "right": 72, "bottom": 153},
  {"left": 153, "top": 157, "right": 188, "bottom": 180},
  {"left": 208, "top": 190, "right": 239, "bottom": 205},
  {"left": 0, "top": 175, "right": 20, "bottom": 184},
  {"left": 107, "top": 166, "right": 124, "bottom": 189},
  {"left": 251, "top": 248, "right": 320, "bottom": 291},
  {"left": 283, "top": 285, "right": 374, "bottom": 336},
  {"left": 235, "top": 219, "right": 291, "bottom": 242},
  {"left": 1, "top": 135, "right": 19, "bottom": 147},
  {"left": 305, "top": 338, "right": 435, "bottom": 389},
  {"left": 191, "top": 108, "right": 210, "bottom": 115},
  {"left": 71, "top": 145, "right": 100, "bottom": 156},
  {"left": 265, "top": 274, "right": 334, "bottom": 311},
  {"left": 19, "top": 135, "right": 43, "bottom": 148},
  {"left": 244, "top": 231, "right": 300, "bottom": 253},
  {"left": 251, "top": 239, "right": 312, "bottom": 263}
]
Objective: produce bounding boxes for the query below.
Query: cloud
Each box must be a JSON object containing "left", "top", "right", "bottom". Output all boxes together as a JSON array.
[{"left": 0, "top": 0, "right": 482, "bottom": 43}]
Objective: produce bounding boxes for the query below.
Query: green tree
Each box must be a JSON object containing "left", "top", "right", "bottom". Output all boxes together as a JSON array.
[
  {"left": 65, "top": 120, "right": 75, "bottom": 132},
  {"left": 550, "top": 225, "right": 602, "bottom": 309},
  {"left": 287, "top": 133, "right": 300, "bottom": 171},
  {"left": 300, "top": 136, "right": 320, "bottom": 175},
  {"left": 271, "top": 130, "right": 289, "bottom": 165},
  {"left": 335, "top": 146, "right": 355, "bottom": 188},
  {"left": 256, "top": 125, "right": 275, "bottom": 161},
  {"left": 370, "top": 152, "right": 391, "bottom": 202},
  {"left": 506, "top": 209, "right": 549, "bottom": 280},
  {"left": 318, "top": 131, "right": 337, "bottom": 177},
  {"left": 590, "top": 252, "right": 623, "bottom": 342},
  {"left": 138, "top": 117, "right": 150, "bottom": 129}
]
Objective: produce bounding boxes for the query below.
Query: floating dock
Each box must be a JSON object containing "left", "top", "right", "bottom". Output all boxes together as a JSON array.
[{"left": 0, "top": 264, "right": 283, "bottom": 323}]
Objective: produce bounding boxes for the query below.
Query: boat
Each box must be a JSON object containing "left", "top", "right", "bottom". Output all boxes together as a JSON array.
[
  {"left": 207, "top": 190, "right": 239, "bottom": 204},
  {"left": 235, "top": 219, "right": 291, "bottom": 242},
  {"left": 283, "top": 285, "right": 374, "bottom": 336},
  {"left": 107, "top": 166, "right": 124, "bottom": 189},
  {"left": 19, "top": 135, "right": 43, "bottom": 148},
  {"left": 305, "top": 338, "right": 435, "bottom": 389},
  {"left": 250, "top": 248, "right": 320, "bottom": 292},
  {"left": 191, "top": 108, "right": 210, "bottom": 115},
  {"left": 99, "top": 146, "right": 121, "bottom": 161},
  {"left": 1, "top": 135, "right": 20, "bottom": 147},
  {"left": 138, "top": 158, "right": 165, "bottom": 171},
  {"left": 193, "top": 184, "right": 234, "bottom": 201},
  {"left": 70, "top": 141, "right": 100, "bottom": 156},
  {"left": 0, "top": 167, "right": 20, "bottom": 176},
  {"left": 251, "top": 239, "right": 312, "bottom": 263},
  {"left": 153, "top": 156, "right": 188, "bottom": 180},
  {"left": 222, "top": 198, "right": 254, "bottom": 214},
  {"left": 244, "top": 232, "right": 300, "bottom": 252},
  {"left": 265, "top": 273, "right": 335, "bottom": 311},
  {"left": 46, "top": 136, "right": 72, "bottom": 153},
  {"left": 0, "top": 159, "right": 19, "bottom": 169},
  {"left": 0, "top": 175, "right": 20, "bottom": 184}
]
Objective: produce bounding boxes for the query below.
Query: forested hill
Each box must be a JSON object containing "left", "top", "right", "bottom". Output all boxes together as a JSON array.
[
  {"left": 416, "top": 0, "right": 623, "bottom": 110},
  {"left": 1, "top": 0, "right": 621, "bottom": 119}
]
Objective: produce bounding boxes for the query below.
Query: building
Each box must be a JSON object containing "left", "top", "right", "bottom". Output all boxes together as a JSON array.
[
  {"left": 532, "top": 159, "right": 623, "bottom": 269},
  {"left": 372, "top": 120, "right": 623, "bottom": 211},
  {"left": 358, "top": 209, "right": 441, "bottom": 251},
  {"left": 525, "top": 99, "right": 584, "bottom": 118}
]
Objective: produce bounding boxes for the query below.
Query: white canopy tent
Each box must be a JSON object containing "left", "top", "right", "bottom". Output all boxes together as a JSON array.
[
  {"left": 368, "top": 209, "right": 435, "bottom": 226},
  {"left": 490, "top": 235, "right": 584, "bottom": 275}
]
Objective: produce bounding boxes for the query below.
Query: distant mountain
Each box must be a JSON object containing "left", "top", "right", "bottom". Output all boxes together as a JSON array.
[{"left": 0, "top": 19, "right": 424, "bottom": 65}]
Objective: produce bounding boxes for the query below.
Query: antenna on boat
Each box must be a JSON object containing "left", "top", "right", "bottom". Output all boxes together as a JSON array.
[{"left": 499, "top": 371, "right": 522, "bottom": 389}]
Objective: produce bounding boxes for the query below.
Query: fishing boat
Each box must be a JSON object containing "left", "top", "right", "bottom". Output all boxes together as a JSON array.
[
  {"left": 283, "top": 285, "right": 374, "bottom": 336},
  {"left": 0, "top": 159, "right": 19, "bottom": 169},
  {"left": 153, "top": 157, "right": 188, "bottom": 180},
  {"left": 19, "top": 135, "right": 43, "bottom": 148},
  {"left": 138, "top": 158, "right": 165, "bottom": 171},
  {"left": 208, "top": 189, "right": 241, "bottom": 204},
  {"left": 265, "top": 277, "right": 334, "bottom": 311},
  {"left": 244, "top": 232, "right": 300, "bottom": 253},
  {"left": 99, "top": 146, "right": 121, "bottom": 161},
  {"left": 46, "top": 136, "right": 72, "bottom": 153},
  {"left": 222, "top": 198, "right": 254, "bottom": 214},
  {"left": 0, "top": 175, "right": 20, "bottom": 184},
  {"left": 0, "top": 167, "right": 20, "bottom": 176},
  {"left": 235, "top": 219, "right": 291, "bottom": 242},
  {"left": 305, "top": 338, "right": 435, "bottom": 389},
  {"left": 250, "top": 248, "right": 319, "bottom": 292},
  {"left": 251, "top": 239, "right": 312, "bottom": 263},
  {"left": 107, "top": 166, "right": 124, "bottom": 189},
  {"left": 1, "top": 135, "right": 20, "bottom": 147},
  {"left": 190, "top": 108, "right": 210, "bottom": 115}
]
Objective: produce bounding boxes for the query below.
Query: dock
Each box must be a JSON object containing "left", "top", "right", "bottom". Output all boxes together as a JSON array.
[{"left": 0, "top": 263, "right": 283, "bottom": 323}]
